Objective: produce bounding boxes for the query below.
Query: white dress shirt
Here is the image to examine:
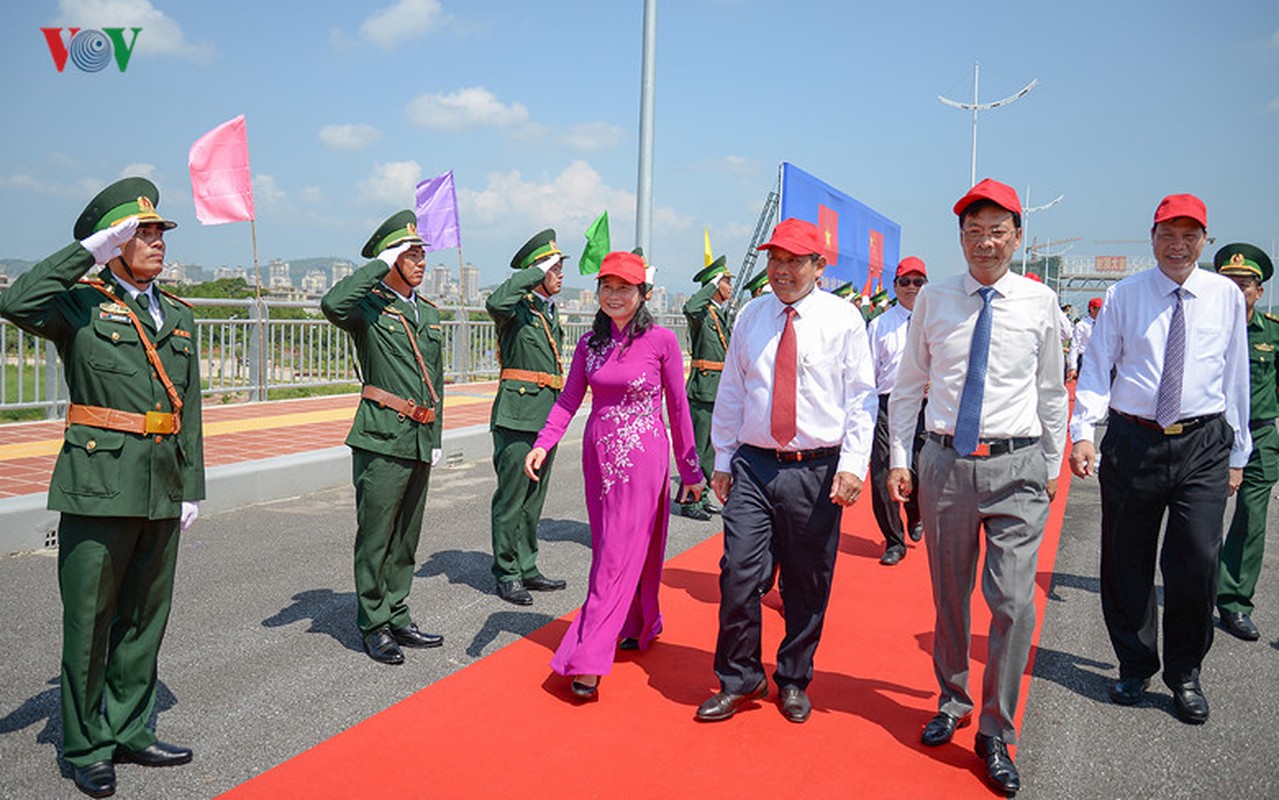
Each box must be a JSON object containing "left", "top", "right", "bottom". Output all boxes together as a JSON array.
[
  {"left": 1069, "top": 266, "right": 1252, "bottom": 467},
  {"left": 867, "top": 302, "right": 911, "bottom": 396},
  {"left": 711, "top": 287, "right": 877, "bottom": 476},
  {"left": 381, "top": 281, "right": 419, "bottom": 322},
  {"left": 1068, "top": 316, "right": 1094, "bottom": 372},
  {"left": 888, "top": 270, "right": 1069, "bottom": 472}
]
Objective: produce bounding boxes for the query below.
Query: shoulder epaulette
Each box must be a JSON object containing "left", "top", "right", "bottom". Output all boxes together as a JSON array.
[
  {"left": 158, "top": 288, "right": 193, "bottom": 308},
  {"left": 1265, "top": 312, "right": 1279, "bottom": 325},
  {"left": 78, "top": 277, "right": 106, "bottom": 287},
  {"left": 417, "top": 295, "right": 438, "bottom": 309}
]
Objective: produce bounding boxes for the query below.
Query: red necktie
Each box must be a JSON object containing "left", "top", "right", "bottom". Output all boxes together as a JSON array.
[{"left": 771, "top": 306, "right": 797, "bottom": 447}]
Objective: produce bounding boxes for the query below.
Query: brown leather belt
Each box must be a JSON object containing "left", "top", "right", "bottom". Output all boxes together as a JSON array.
[
  {"left": 690, "top": 359, "right": 724, "bottom": 372},
  {"left": 1112, "top": 410, "right": 1220, "bottom": 436},
  {"left": 66, "top": 403, "right": 179, "bottom": 435},
  {"left": 361, "top": 385, "right": 436, "bottom": 424},
  {"left": 743, "top": 444, "right": 840, "bottom": 463},
  {"left": 499, "top": 368, "right": 564, "bottom": 390},
  {"left": 928, "top": 431, "right": 1038, "bottom": 457}
]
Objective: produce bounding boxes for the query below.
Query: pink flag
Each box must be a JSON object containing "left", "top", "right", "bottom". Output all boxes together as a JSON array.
[
  {"left": 189, "top": 115, "right": 255, "bottom": 225},
  {"left": 414, "top": 171, "right": 461, "bottom": 253}
]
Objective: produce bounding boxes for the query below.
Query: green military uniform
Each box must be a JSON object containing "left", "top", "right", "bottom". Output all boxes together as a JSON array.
[
  {"left": 1215, "top": 244, "right": 1279, "bottom": 634},
  {"left": 0, "top": 179, "right": 204, "bottom": 769},
  {"left": 683, "top": 257, "right": 732, "bottom": 516},
  {"left": 321, "top": 211, "right": 443, "bottom": 639},
  {"left": 487, "top": 229, "right": 567, "bottom": 591}
]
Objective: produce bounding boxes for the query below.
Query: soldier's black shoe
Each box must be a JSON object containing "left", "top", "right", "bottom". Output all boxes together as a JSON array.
[
  {"left": 880, "top": 545, "right": 906, "bottom": 566},
  {"left": 391, "top": 623, "right": 443, "bottom": 648},
  {"left": 362, "top": 626, "right": 404, "bottom": 665},
  {"left": 524, "top": 574, "right": 567, "bottom": 591},
  {"left": 497, "top": 579, "right": 534, "bottom": 606},
  {"left": 680, "top": 502, "right": 712, "bottom": 521},
  {"left": 116, "top": 741, "right": 193, "bottom": 767},
  {"left": 703, "top": 497, "right": 722, "bottom": 514},
  {"left": 73, "top": 760, "right": 115, "bottom": 797},
  {"left": 1108, "top": 677, "right": 1149, "bottom": 706},
  {"left": 1220, "top": 610, "right": 1260, "bottom": 641},
  {"left": 908, "top": 521, "right": 924, "bottom": 542},
  {"left": 1168, "top": 679, "right": 1209, "bottom": 724}
]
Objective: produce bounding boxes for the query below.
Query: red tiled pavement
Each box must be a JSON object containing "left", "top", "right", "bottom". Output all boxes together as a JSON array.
[{"left": 0, "top": 381, "right": 500, "bottom": 499}]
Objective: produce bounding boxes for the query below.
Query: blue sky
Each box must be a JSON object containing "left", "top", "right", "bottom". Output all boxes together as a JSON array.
[{"left": 2, "top": 0, "right": 1277, "bottom": 292}]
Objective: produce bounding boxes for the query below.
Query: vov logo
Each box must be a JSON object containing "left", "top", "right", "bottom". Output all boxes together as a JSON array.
[{"left": 40, "top": 28, "right": 142, "bottom": 73}]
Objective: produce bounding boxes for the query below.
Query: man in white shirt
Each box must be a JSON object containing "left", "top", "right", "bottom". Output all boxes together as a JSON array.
[
  {"left": 868, "top": 257, "right": 928, "bottom": 565},
  {"left": 695, "top": 218, "right": 876, "bottom": 725},
  {"left": 887, "top": 179, "right": 1068, "bottom": 795},
  {"left": 1068, "top": 194, "right": 1250, "bottom": 726},
  {"left": 1066, "top": 297, "right": 1102, "bottom": 382}
]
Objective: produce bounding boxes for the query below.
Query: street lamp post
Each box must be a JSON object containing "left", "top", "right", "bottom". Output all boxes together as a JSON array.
[
  {"left": 939, "top": 62, "right": 1038, "bottom": 188},
  {"left": 635, "top": 0, "right": 657, "bottom": 258}
]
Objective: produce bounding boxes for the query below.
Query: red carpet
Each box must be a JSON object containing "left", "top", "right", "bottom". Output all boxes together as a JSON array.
[{"left": 220, "top": 461, "right": 1072, "bottom": 799}]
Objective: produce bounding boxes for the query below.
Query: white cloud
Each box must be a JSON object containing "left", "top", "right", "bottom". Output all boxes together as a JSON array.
[
  {"left": 300, "top": 186, "right": 324, "bottom": 204},
  {"left": 0, "top": 173, "right": 104, "bottom": 198},
  {"left": 56, "top": 0, "right": 218, "bottom": 63},
  {"left": 1266, "top": 98, "right": 1279, "bottom": 114},
  {"left": 117, "top": 162, "right": 157, "bottom": 179},
  {"left": 357, "top": 161, "right": 421, "bottom": 206},
  {"left": 406, "top": 87, "right": 530, "bottom": 131},
  {"left": 252, "top": 174, "right": 286, "bottom": 209},
  {"left": 360, "top": 0, "right": 445, "bottom": 49},
  {"left": 318, "top": 123, "right": 382, "bottom": 151},
  {"left": 559, "top": 122, "right": 626, "bottom": 152}
]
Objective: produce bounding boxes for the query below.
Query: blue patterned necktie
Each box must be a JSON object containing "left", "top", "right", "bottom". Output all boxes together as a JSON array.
[
  {"left": 1155, "top": 287, "right": 1186, "bottom": 429},
  {"left": 953, "top": 286, "right": 996, "bottom": 455}
]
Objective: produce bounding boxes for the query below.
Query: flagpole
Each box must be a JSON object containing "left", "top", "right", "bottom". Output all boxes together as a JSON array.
[{"left": 249, "top": 219, "right": 266, "bottom": 401}]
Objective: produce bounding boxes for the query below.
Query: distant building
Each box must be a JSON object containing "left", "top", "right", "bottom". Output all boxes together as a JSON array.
[
  {"left": 430, "top": 264, "right": 450, "bottom": 297},
  {"left": 460, "top": 262, "right": 480, "bottom": 304},
  {"left": 649, "top": 285, "right": 668, "bottom": 314},
  {"left": 300, "top": 269, "right": 328, "bottom": 295},
  {"left": 268, "top": 258, "right": 292, "bottom": 290},
  {"left": 158, "top": 261, "right": 186, "bottom": 287},
  {"left": 214, "top": 266, "right": 249, "bottom": 282},
  {"left": 331, "top": 260, "right": 354, "bottom": 284}
]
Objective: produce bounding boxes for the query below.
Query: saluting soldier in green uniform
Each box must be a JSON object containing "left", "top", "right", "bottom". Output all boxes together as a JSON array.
[
  {"left": 743, "top": 270, "right": 771, "bottom": 299},
  {"left": 0, "top": 178, "right": 204, "bottom": 798},
  {"left": 1214, "top": 242, "right": 1279, "bottom": 642},
  {"left": 486, "top": 229, "right": 569, "bottom": 605},
  {"left": 680, "top": 255, "right": 733, "bottom": 520},
  {"left": 322, "top": 210, "right": 445, "bottom": 665}
]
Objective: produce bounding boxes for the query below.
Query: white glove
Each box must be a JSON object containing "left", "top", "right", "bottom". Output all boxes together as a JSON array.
[
  {"left": 431, "top": 448, "right": 442, "bottom": 467},
  {"left": 377, "top": 241, "right": 414, "bottom": 267},
  {"left": 180, "top": 501, "right": 200, "bottom": 531},
  {"left": 537, "top": 254, "right": 563, "bottom": 274},
  {"left": 80, "top": 217, "right": 139, "bottom": 265}
]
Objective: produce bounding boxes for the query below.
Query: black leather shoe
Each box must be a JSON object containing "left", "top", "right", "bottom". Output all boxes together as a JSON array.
[
  {"left": 1168, "top": 680, "right": 1209, "bottom": 724},
  {"left": 117, "top": 741, "right": 193, "bottom": 767},
  {"left": 1220, "top": 610, "right": 1260, "bottom": 641},
  {"left": 921, "top": 711, "right": 971, "bottom": 746},
  {"left": 618, "top": 637, "right": 640, "bottom": 651},
  {"left": 695, "top": 680, "right": 768, "bottom": 722},
  {"left": 524, "top": 574, "right": 567, "bottom": 592},
  {"left": 362, "top": 626, "right": 404, "bottom": 665},
  {"left": 880, "top": 545, "right": 906, "bottom": 566},
  {"left": 1108, "top": 677, "right": 1149, "bottom": 706},
  {"left": 680, "top": 502, "right": 712, "bottom": 521},
  {"left": 704, "top": 497, "right": 722, "bottom": 514},
  {"left": 975, "top": 733, "right": 1021, "bottom": 794},
  {"left": 73, "top": 760, "right": 116, "bottom": 797},
  {"left": 570, "top": 676, "right": 599, "bottom": 699},
  {"left": 908, "top": 522, "right": 924, "bottom": 542},
  {"left": 778, "top": 686, "right": 811, "bottom": 723},
  {"left": 391, "top": 623, "right": 443, "bottom": 648},
  {"left": 497, "top": 579, "right": 534, "bottom": 606}
]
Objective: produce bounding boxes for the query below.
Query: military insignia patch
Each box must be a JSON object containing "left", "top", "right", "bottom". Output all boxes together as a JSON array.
[
  {"left": 99, "top": 301, "right": 130, "bottom": 315},
  {"left": 173, "top": 328, "right": 191, "bottom": 339},
  {"left": 1255, "top": 342, "right": 1275, "bottom": 352},
  {"left": 98, "top": 311, "right": 130, "bottom": 323}
]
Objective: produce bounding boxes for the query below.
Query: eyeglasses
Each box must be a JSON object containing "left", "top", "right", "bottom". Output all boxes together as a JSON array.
[{"left": 895, "top": 277, "right": 926, "bottom": 288}]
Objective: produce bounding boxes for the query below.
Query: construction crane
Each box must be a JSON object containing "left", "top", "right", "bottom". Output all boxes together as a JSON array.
[{"left": 1027, "top": 236, "right": 1083, "bottom": 255}]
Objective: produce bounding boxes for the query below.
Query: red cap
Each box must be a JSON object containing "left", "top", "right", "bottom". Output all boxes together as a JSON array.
[
  {"left": 895, "top": 256, "right": 926, "bottom": 277},
  {"left": 598, "top": 251, "right": 647, "bottom": 285},
  {"left": 1152, "top": 193, "right": 1207, "bottom": 229},
  {"left": 953, "top": 178, "right": 1022, "bottom": 218},
  {"left": 1088, "top": 297, "right": 1103, "bottom": 311},
  {"left": 756, "top": 217, "right": 823, "bottom": 256},
  {"left": 1024, "top": 272, "right": 1043, "bottom": 283}
]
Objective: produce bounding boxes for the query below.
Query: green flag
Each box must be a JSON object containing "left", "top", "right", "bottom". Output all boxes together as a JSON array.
[{"left": 580, "top": 211, "right": 610, "bottom": 275}]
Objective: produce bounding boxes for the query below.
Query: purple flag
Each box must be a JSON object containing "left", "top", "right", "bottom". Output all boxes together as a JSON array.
[{"left": 414, "top": 171, "right": 461, "bottom": 253}]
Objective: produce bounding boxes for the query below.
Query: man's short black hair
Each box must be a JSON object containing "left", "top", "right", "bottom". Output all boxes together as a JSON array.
[{"left": 959, "top": 199, "right": 1022, "bottom": 230}]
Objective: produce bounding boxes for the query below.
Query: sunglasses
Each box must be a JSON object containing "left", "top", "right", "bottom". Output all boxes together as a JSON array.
[{"left": 895, "top": 277, "right": 926, "bottom": 288}]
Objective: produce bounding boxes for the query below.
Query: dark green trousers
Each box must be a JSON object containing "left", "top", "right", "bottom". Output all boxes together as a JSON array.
[
  {"left": 689, "top": 399, "right": 715, "bottom": 482},
  {"left": 1219, "top": 422, "right": 1278, "bottom": 615},
  {"left": 58, "top": 513, "right": 179, "bottom": 768},
  {"left": 490, "top": 427, "right": 556, "bottom": 583},
  {"left": 352, "top": 448, "right": 431, "bottom": 635}
]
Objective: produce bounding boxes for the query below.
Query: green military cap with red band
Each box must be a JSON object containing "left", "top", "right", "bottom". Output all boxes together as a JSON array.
[
  {"left": 362, "top": 210, "right": 425, "bottom": 259},
  {"left": 1214, "top": 242, "right": 1273, "bottom": 283},
  {"left": 74, "top": 177, "right": 177, "bottom": 240}
]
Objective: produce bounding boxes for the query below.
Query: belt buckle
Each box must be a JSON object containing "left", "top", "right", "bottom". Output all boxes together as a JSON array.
[
  {"left": 144, "top": 411, "right": 174, "bottom": 435},
  {"left": 972, "top": 442, "right": 991, "bottom": 457},
  {"left": 1163, "top": 423, "right": 1183, "bottom": 435},
  {"left": 411, "top": 405, "right": 431, "bottom": 423}
]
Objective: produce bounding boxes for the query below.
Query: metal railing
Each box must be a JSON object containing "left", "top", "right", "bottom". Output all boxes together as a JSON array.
[{"left": 1, "top": 299, "right": 688, "bottom": 417}]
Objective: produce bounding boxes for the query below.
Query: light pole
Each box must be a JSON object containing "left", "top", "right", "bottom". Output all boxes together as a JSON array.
[
  {"left": 635, "top": 0, "right": 657, "bottom": 258},
  {"left": 1021, "top": 185, "right": 1063, "bottom": 273},
  {"left": 939, "top": 62, "right": 1038, "bottom": 188}
]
